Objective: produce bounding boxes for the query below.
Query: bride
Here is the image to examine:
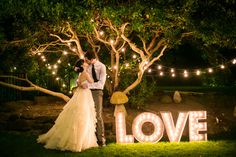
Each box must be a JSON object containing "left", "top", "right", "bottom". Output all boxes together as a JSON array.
[{"left": 37, "top": 59, "right": 98, "bottom": 152}]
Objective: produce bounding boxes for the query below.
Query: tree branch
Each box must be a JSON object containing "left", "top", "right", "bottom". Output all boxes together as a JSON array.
[{"left": 0, "top": 75, "right": 70, "bottom": 102}]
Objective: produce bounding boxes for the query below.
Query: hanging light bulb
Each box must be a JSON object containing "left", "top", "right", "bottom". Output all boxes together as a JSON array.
[
  {"left": 220, "top": 65, "right": 225, "bottom": 69},
  {"left": 196, "top": 70, "right": 201, "bottom": 76},
  {"left": 121, "top": 48, "right": 126, "bottom": 52},
  {"left": 132, "top": 54, "right": 137, "bottom": 59},
  {"left": 183, "top": 70, "right": 188, "bottom": 77},
  {"left": 148, "top": 69, "right": 152, "bottom": 73},
  {"left": 63, "top": 51, "right": 68, "bottom": 55},
  {"left": 232, "top": 59, "right": 236, "bottom": 64},
  {"left": 99, "top": 31, "right": 104, "bottom": 36},
  {"left": 157, "top": 65, "right": 162, "bottom": 70},
  {"left": 72, "top": 48, "right": 76, "bottom": 52},
  {"left": 170, "top": 68, "right": 175, "bottom": 73},
  {"left": 53, "top": 64, "right": 58, "bottom": 69},
  {"left": 110, "top": 39, "right": 114, "bottom": 44},
  {"left": 208, "top": 68, "right": 213, "bottom": 73},
  {"left": 171, "top": 73, "right": 175, "bottom": 77},
  {"left": 159, "top": 71, "right": 164, "bottom": 76}
]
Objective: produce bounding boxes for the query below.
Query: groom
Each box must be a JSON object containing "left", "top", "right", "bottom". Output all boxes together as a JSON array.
[{"left": 84, "top": 51, "right": 107, "bottom": 147}]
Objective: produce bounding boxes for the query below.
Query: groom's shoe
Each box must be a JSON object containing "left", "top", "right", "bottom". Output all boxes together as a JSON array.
[{"left": 98, "top": 141, "right": 106, "bottom": 147}]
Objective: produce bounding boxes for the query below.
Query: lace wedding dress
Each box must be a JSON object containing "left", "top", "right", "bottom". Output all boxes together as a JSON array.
[{"left": 37, "top": 81, "right": 98, "bottom": 152}]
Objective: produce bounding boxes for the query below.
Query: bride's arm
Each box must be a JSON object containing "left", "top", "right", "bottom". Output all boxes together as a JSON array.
[{"left": 84, "top": 72, "right": 94, "bottom": 83}]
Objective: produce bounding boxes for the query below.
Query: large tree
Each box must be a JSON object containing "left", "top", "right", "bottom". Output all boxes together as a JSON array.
[{"left": 0, "top": 0, "right": 235, "bottom": 101}]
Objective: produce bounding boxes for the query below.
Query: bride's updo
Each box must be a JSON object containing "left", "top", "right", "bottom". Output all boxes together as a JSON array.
[{"left": 74, "top": 59, "right": 84, "bottom": 73}]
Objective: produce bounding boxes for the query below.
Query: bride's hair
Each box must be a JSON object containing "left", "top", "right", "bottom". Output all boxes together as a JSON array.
[{"left": 74, "top": 59, "right": 84, "bottom": 73}]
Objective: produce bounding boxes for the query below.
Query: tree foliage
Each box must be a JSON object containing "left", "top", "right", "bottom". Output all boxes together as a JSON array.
[{"left": 0, "top": 0, "right": 235, "bottom": 101}]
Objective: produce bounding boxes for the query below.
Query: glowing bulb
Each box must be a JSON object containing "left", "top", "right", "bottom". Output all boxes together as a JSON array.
[
  {"left": 63, "top": 51, "right": 68, "bottom": 55},
  {"left": 121, "top": 48, "right": 126, "bottom": 52},
  {"left": 53, "top": 64, "right": 58, "bottom": 69},
  {"left": 148, "top": 69, "right": 152, "bottom": 73},
  {"left": 62, "top": 84, "right": 66, "bottom": 87},
  {"left": 170, "top": 68, "right": 175, "bottom": 73},
  {"left": 99, "top": 31, "right": 104, "bottom": 36},
  {"left": 232, "top": 59, "right": 236, "bottom": 64},
  {"left": 208, "top": 68, "right": 213, "bottom": 73},
  {"left": 132, "top": 55, "right": 137, "bottom": 59},
  {"left": 184, "top": 70, "right": 188, "bottom": 77},
  {"left": 110, "top": 39, "right": 114, "bottom": 44},
  {"left": 56, "top": 77, "right": 60, "bottom": 81},
  {"left": 67, "top": 43, "right": 71, "bottom": 46},
  {"left": 72, "top": 48, "right": 76, "bottom": 52},
  {"left": 41, "top": 56, "right": 45, "bottom": 59},
  {"left": 171, "top": 73, "right": 175, "bottom": 77},
  {"left": 157, "top": 65, "right": 162, "bottom": 70},
  {"left": 196, "top": 70, "right": 201, "bottom": 76},
  {"left": 42, "top": 58, "right": 46, "bottom": 62},
  {"left": 80, "top": 55, "right": 84, "bottom": 59},
  {"left": 57, "top": 60, "right": 61, "bottom": 63},
  {"left": 125, "top": 63, "right": 129, "bottom": 67},
  {"left": 52, "top": 71, "right": 56, "bottom": 75},
  {"left": 159, "top": 71, "right": 164, "bottom": 76},
  {"left": 37, "top": 53, "right": 41, "bottom": 56},
  {"left": 220, "top": 65, "right": 225, "bottom": 69}
]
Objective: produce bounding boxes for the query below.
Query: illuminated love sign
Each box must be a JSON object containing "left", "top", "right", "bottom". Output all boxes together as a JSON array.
[{"left": 115, "top": 111, "right": 207, "bottom": 143}]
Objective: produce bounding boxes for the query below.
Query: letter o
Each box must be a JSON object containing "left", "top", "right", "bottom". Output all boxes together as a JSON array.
[{"left": 132, "top": 112, "right": 164, "bottom": 143}]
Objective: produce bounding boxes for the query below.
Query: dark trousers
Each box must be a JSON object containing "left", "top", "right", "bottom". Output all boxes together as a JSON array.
[{"left": 91, "top": 90, "right": 105, "bottom": 144}]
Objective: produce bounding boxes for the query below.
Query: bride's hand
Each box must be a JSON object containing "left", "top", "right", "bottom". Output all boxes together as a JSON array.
[{"left": 78, "top": 81, "right": 88, "bottom": 89}]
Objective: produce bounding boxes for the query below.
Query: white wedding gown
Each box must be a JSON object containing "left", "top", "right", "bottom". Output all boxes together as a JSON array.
[{"left": 37, "top": 83, "right": 98, "bottom": 152}]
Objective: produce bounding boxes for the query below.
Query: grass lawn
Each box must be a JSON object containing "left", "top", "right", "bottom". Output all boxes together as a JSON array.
[{"left": 1, "top": 132, "right": 236, "bottom": 157}]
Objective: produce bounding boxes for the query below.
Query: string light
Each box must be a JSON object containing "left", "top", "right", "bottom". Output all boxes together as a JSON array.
[
  {"left": 99, "top": 31, "right": 104, "bottom": 36},
  {"left": 121, "top": 48, "right": 126, "bottom": 52},
  {"left": 110, "top": 39, "right": 115, "bottom": 44},
  {"left": 196, "top": 70, "right": 201, "bottom": 76},
  {"left": 208, "top": 68, "right": 213, "bottom": 73},
  {"left": 233, "top": 59, "right": 236, "bottom": 64},
  {"left": 72, "top": 48, "right": 76, "bottom": 52},
  {"left": 220, "top": 65, "right": 225, "bottom": 69},
  {"left": 132, "top": 54, "right": 137, "bottom": 59},
  {"left": 63, "top": 51, "right": 68, "bottom": 55}
]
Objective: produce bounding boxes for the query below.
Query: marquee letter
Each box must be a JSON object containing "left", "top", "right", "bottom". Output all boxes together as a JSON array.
[
  {"left": 132, "top": 112, "right": 164, "bottom": 143},
  {"left": 189, "top": 111, "right": 207, "bottom": 141},
  {"left": 115, "top": 112, "right": 134, "bottom": 143},
  {"left": 161, "top": 111, "right": 189, "bottom": 142}
]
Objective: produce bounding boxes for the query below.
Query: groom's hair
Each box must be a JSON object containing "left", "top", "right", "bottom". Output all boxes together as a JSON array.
[{"left": 85, "top": 51, "right": 96, "bottom": 60}]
